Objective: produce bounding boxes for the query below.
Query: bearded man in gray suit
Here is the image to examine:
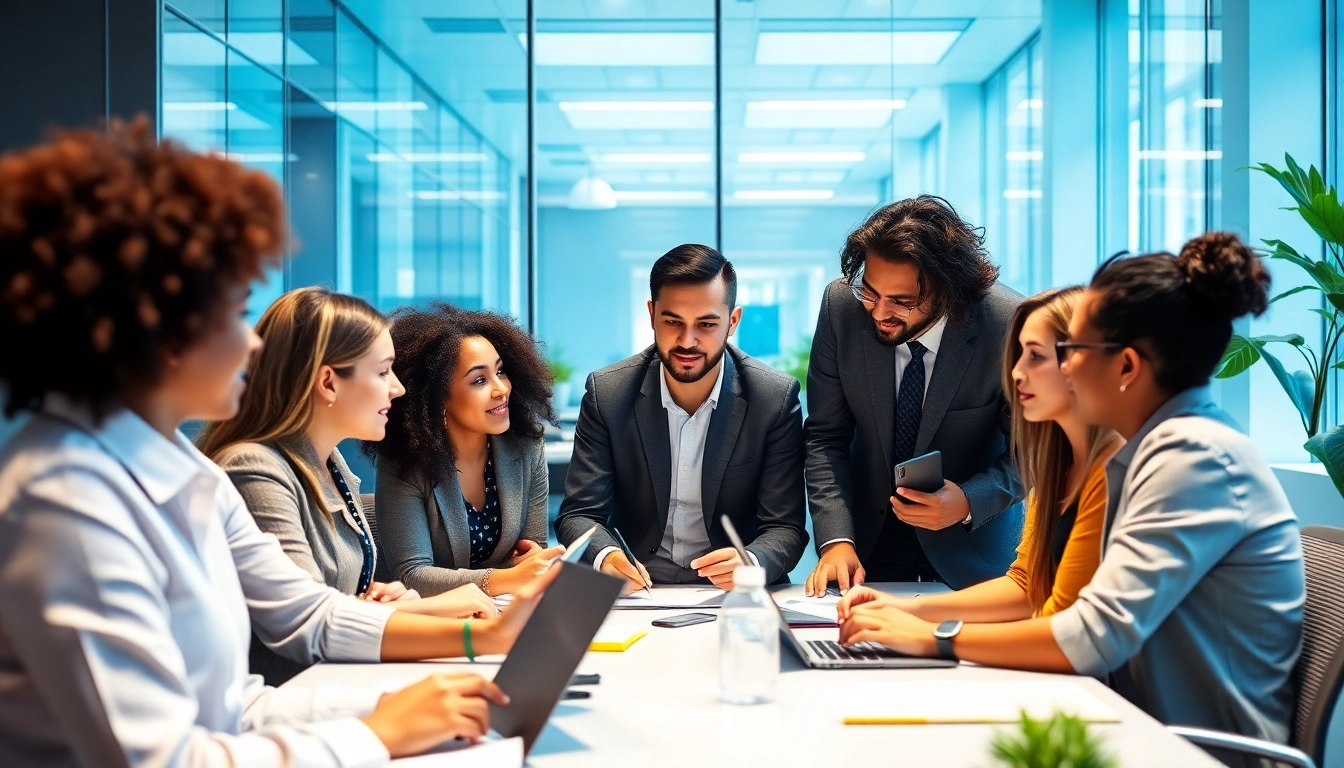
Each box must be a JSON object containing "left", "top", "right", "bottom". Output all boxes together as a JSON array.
[{"left": 803, "top": 196, "right": 1024, "bottom": 594}]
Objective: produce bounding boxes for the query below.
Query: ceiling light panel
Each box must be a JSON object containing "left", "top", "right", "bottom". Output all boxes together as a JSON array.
[
  {"left": 754, "top": 31, "right": 962, "bottom": 66},
  {"left": 744, "top": 100, "right": 904, "bottom": 129},
  {"left": 557, "top": 101, "right": 714, "bottom": 130},
  {"left": 534, "top": 33, "right": 714, "bottom": 66},
  {"left": 738, "top": 151, "right": 866, "bottom": 163}
]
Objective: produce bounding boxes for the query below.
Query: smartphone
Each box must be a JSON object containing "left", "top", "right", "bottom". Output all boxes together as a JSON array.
[
  {"left": 651, "top": 612, "right": 717, "bottom": 628},
  {"left": 894, "top": 450, "right": 943, "bottom": 495}
]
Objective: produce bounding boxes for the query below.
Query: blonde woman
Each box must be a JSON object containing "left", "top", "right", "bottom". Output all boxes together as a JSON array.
[
  {"left": 199, "top": 288, "right": 495, "bottom": 681},
  {"left": 857, "top": 287, "right": 1120, "bottom": 622}
]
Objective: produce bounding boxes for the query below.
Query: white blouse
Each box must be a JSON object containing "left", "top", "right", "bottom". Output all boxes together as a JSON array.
[{"left": 0, "top": 397, "right": 398, "bottom": 767}]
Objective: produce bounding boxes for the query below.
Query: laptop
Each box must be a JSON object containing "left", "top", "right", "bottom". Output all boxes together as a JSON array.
[
  {"left": 719, "top": 515, "right": 956, "bottom": 670},
  {"left": 488, "top": 562, "right": 624, "bottom": 752}
]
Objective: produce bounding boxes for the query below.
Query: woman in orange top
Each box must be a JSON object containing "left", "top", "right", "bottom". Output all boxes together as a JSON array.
[{"left": 877, "top": 287, "right": 1121, "bottom": 621}]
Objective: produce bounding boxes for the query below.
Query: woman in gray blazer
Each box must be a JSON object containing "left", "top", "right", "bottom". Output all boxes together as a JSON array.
[
  {"left": 199, "top": 288, "right": 498, "bottom": 682},
  {"left": 375, "top": 305, "right": 563, "bottom": 597}
]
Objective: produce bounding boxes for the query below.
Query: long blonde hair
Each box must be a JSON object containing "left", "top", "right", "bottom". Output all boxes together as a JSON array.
[
  {"left": 198, "top": 287, "right": 389, "bottom": 521},
  {"left": 1002, "top": 287, "right": 1120, "bottom": 614}
]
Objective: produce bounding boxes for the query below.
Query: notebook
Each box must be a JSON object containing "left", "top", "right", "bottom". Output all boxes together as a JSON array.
[
  {"left": 835, "top": 680, "right": 1121, "bottom": 724},
  {"left": 588, "top": 624, "right": 648, "bottom": 652}
]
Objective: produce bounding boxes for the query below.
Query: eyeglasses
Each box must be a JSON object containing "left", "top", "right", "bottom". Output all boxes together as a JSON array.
[
  {"left": 1054, "top": 341, "right": 1126, "bottom": 366},
  {"left": 847, "top": 273, "right": 919, "bottom": 319}
]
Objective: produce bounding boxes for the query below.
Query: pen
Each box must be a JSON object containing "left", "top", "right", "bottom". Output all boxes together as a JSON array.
[{"left": 610, "top": 526, "right": 653, "bottom": 592}]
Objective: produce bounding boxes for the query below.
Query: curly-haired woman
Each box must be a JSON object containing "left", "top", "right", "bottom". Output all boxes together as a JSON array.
[
  {"left": 374, "top": 305, "right": 564, "bottom": 597},
  {"left": 0, "top": 121, "right": 556, "bottom": 766}
]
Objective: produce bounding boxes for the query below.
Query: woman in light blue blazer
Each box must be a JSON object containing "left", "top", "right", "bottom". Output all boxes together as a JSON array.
[{"left": 375, "top": 305, "right": 564, "bottom": 597}]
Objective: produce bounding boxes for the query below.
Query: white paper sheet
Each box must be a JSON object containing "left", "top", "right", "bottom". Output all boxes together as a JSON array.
[
  {"left": 834, "top": 680, "right": 1121, "bottom": 724},
  {"left": 391, "top": 736, "right": 523, "bottom": 767},
  {"left": 777, "top": 595, "right": 841, "bottom": 621},
  {"left": 613, "top": 587, "right": 725, "bottom": 610}
]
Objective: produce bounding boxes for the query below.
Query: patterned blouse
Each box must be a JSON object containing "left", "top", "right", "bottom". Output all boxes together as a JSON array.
[{"left": 463, "top": 449, "right": 502, "bottom": 567}]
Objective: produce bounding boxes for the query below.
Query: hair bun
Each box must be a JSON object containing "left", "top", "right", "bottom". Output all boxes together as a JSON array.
[{"left": 1177, "top": 231, "right": 1270, "bottom": 320}]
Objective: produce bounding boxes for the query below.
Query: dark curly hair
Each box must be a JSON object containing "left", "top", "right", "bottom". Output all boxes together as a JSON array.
[
  {"left": 1089, "top": 231, "right": 1271, "bottom": 394},
  {"left": 372, "top": 303, "right": 557, "bottom": 485},
  {"left": 840, "top": 195, "right": 998, "bottom": 322},
  {"left": 0, "top": 117, "right": 285, "bottom": 418}
]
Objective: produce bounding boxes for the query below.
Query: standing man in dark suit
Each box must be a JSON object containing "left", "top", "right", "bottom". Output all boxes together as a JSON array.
[
  {"left": 803, "top": 196, "right": 1024, "bottom": 595},
  {"left": 556, "top": 244, "right": 808, "bottom": 594}
]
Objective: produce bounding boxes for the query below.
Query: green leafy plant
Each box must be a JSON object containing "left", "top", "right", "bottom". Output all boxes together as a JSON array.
[
  {"left": 989, "top": 711, "right": 1116, "bottom": 768},
  {"left": 547, "top": 346, "right": 575, "bottom": 385},
  {"left": 1215, "top": 154, "right": 1344, "bottom": 496},
  {"left": 776, "top": 336, "right": 812, "bottom": 391}
]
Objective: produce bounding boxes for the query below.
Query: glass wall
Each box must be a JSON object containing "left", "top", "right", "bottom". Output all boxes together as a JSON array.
[
  {"left": 160, "top": 1, "right": 528, "bottom": 324},
  {"left": 984, "top": 36, "right": 1044, "bottom": 292}
]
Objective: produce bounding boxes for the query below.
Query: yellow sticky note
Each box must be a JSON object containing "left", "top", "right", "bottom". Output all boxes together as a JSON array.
[{"left": 588, "top": 626, "right": 648, "bottom": 652}]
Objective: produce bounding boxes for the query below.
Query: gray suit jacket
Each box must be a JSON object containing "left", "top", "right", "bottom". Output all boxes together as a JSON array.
[
  {"left": 215, "top": 441, "right": 377, "bottom": 595},
  {"left": 374, "top": 433, "right": 549, "bottom": 596},
  {"left": 805, "top": 278, "right": 1025, "bottom": 589},
  {"left": 555, "top": 346, "right": 808, "bottom": 583}
]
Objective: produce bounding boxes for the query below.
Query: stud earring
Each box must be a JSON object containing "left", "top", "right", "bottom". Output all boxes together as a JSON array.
[
  {"left": 1119, "top": 384, "right": 1127, "bottom": 393},
  {"left": 328, "top": 402, "right": 335, "bottom": 408}
]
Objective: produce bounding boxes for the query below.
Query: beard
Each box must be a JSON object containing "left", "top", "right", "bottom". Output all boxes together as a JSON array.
[
  {"left": 657, "top": 343, "right": 726, "bottom": 384},
  {"left": 872, "top": 310, "right": 938, "bottom": 347}
]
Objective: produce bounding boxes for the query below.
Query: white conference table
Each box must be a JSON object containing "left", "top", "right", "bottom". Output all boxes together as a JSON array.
[{"left": 286, "top": 583, "right": 1221, "bottom": 767}]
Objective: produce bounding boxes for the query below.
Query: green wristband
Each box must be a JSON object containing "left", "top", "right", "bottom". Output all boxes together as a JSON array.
[{"left": 463, "top": 619, "right": 475, "bottom": 662}]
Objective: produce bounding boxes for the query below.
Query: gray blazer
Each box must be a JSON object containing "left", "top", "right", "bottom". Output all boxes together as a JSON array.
[
  {"left": 215, "top": 441, "right": 377, "bottom": 595},
  {"left": 805, "top": 278, "right": 1025, "bottom": 589},
  {"left": 375, "top": 433, "right": 549, "bottom": 596},
  {"left": 555, "top": 346, "right": 809, "bottom": 583}
]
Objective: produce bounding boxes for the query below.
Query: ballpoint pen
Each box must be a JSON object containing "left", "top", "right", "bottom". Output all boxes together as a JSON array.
[{"left": 610, "top": 526, "right": 653, "bottom": 593}]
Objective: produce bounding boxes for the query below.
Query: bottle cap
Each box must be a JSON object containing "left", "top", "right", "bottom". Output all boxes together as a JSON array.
[{"left": 734, "top": 565, "right": 765, "bottom": 588}]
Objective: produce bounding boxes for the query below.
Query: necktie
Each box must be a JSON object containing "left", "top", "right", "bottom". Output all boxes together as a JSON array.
[{"left": 893, "top": 340, "right": 927, "bottom": 464}]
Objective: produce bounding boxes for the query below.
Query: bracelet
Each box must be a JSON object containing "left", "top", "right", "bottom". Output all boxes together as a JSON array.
[
  {"left": 480, "top": 568, "right": 493, "bottom": 595},
  {"left": 463, "top": 619, "right": 475, "bottom": 662}
]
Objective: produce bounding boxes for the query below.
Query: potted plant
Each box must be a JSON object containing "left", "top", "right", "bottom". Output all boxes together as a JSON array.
[
  {"left": 989, "top": 711, "right": 1116, "bottom": 768},
  {"left": 776, "top": 336, "right": 812, "bottom": 392},
  {"left": 1215, "top": 154, "right": 1344, "bottom": 496},
  {"left": 547, "top": 346, "right": 576, "bottom": 410}
]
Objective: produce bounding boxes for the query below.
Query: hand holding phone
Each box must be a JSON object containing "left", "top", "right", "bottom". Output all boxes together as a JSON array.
[{"left": 894, "top": 450, "right": 943, "bottom": 496}]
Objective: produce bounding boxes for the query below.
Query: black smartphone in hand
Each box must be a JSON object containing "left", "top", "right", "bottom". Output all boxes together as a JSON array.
[
  {"left": 894, "top": 450, "right": 943, "bottom": 495},
  {"left": 651, "top": 612, "right": 717, "bottom": 628}
]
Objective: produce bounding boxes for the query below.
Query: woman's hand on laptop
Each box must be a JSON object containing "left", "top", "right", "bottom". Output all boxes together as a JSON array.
[
  {"left": 408, "top": 583, "right": 498, "bottom": 620},
  {"left": 837, "top": 599, "right": 935, "bottom": 656},
  {"left": 361, "top": 673, "right": 509, "bottom": 757}
]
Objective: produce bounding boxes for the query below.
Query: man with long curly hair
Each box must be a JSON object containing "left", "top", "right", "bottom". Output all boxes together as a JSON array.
[{"left": 803, "top": 196, "right": 1025, "bottom": 597}]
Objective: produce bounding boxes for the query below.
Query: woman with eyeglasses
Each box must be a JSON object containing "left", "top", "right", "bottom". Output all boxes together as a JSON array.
[
  {"left": 853, "top": 287, "right": 1120, "bottom": 624},
  {"left": 0, "top": 122, "right": 559, "bottom": 766},
  {"left": 833, "top": 232, "right": 1304, "bottom": 754}
]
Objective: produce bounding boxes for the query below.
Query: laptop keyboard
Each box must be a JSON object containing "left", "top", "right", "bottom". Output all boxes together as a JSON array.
[{"left": 807, "top": 639, "right": 903, "bottom": 661}]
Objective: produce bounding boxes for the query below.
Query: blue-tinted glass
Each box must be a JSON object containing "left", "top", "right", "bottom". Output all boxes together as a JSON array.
[
  {"left": 226, "top": 48, "right": 287, "bottom": 318},
  {"left": 162, "top": 11, "right": 228, "bottom": 154},
  {"left": 534, "top": 0, "right": 718, "bottom": 404}
]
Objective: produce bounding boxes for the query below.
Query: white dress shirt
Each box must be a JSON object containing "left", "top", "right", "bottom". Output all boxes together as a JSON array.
[
  {"left": 0, "top": 397, "right": 398, "bottom": 768},
  {"left": 819, "top": 314, "right": 949, "bottom": 553},
  {"left": 596, "top": 359, "right": 756, "bottom": 573}
]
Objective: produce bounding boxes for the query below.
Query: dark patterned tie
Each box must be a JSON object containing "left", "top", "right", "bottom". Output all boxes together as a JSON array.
[{"left": 893, "top": 340, "right": 927, "bottom": 464}]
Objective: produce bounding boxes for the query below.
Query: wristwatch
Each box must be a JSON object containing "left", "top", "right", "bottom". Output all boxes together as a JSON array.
[{"left": 933, "top": 620, "right": 963, "bottom": 661}]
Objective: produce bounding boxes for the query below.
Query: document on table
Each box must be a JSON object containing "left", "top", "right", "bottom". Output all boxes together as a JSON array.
[
  {"left": 613, "top": 587, "right": 725, "bottom": 609},
  {"left": 391, "top": 736, "right": 522, "bottom": 767},
  {"left": 776, "top": 595, "right": 841, "bottom": 621},
  {"left": 835, "top": 680, "right": 1121, "bottom": 724}
]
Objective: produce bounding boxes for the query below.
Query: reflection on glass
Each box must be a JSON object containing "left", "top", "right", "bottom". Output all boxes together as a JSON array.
[
  {"left": 534, "top": 0, "right": 718, "bottom": 404},
  {"left": 162, "top": 10, "right": 227, "bottom": 154},
  {"left": 1128, "top": 0, "right": 1217, "bottom": 253}
]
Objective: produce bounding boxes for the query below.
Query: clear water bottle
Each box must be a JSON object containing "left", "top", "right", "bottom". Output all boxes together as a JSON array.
[{"left": 719, "top": 565, "right": 779, "bottom": 705}]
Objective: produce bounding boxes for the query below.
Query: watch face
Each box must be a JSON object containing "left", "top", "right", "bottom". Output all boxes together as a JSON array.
[{"left": 934, "top": 620, "right": 963, "bottom": 639}]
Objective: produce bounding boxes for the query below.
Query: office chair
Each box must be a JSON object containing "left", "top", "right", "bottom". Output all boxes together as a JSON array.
[{"left": 1169, "top": 525, "right": 1344, "bottom": 768}]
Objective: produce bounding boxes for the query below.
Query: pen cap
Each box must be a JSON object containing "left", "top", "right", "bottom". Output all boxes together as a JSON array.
[{"left": 733, "top": 565, "right": 765, "bottom": 589}]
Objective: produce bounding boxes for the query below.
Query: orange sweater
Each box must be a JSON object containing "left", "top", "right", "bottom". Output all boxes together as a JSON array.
[{"left": 1005, "top": 457, "right": 1109, "bottom": 617}]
